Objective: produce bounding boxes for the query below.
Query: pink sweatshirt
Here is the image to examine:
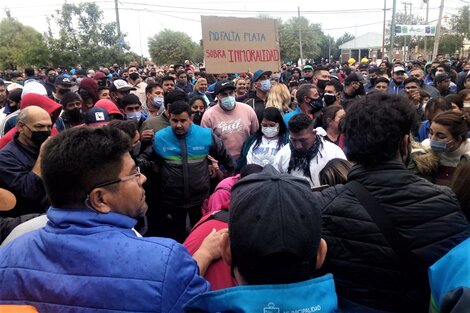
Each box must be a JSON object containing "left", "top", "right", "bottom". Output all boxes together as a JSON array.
[{"left": 201, "top": 102, "right": 259, "bottom": 160}]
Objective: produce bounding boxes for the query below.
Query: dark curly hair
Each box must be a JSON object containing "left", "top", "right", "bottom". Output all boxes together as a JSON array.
[
  {"left": 41, "top": 126, "right": 131, "bottom": 207},
  {"left": 343, "top": 93, "right": 416, "bottom": 167}
]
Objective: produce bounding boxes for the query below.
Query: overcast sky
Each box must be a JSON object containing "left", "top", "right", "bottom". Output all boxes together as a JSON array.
[{"left": 2, "top": 0, "right": 466, "bottom": 58}]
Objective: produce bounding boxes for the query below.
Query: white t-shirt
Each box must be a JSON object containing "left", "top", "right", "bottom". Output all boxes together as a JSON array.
[
  {"left": 246, "top": 137, "right": 284, "bottom": 167},
  {"left": 273, "top": 137, "right": 347, "bottom": 187}
]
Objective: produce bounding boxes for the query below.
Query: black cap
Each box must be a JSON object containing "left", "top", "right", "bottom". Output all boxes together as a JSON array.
[
  {"left": 434, "top": 73, "right": 450, "bottom": 84},
  {"left": 54, "top": 74, "right": 74, "bottom": 86},
  {"left": 214, "top": 80, "right": 236, "bottom": 95},
  {"left": 229, "top": 165, "right": 322, "bottom": 284}
]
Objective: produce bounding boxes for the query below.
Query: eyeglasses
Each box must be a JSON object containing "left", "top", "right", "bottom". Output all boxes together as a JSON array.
[{"left": 91, "top": 167, "right": 141, "bottom": 190}]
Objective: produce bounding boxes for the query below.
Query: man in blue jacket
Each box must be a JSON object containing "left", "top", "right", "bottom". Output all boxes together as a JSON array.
[
  {"left": 0, "top": 126, "right": 223, "bottom": 313},
  {"left": 151, "top": 100, "right": 234, "bottom": 242},
  {"left": 184, "top": 165, "right": 338, "bottom": 313}
]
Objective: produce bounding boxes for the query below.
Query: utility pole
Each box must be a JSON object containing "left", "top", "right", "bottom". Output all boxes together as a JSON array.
[
  {"left": 115, "top": 0, "right": 122, "bottom": 40},
  {"left": 390, "top": 0, "right": 397, "bottom": 60},
  {"left": 403, "top": 2, "right": 407, "bottom": 61},
  {"left": 432, "top": 0, "right": 445, "bottom": 60},
  {"left": 382, "top": 0, "right": 387, "bottom": 59},
  {"left": 424, "top": 0, "right": 429, "bottom": 58},
  {"left": 298, "top": 7, "right": 304, "bottom": 66}
]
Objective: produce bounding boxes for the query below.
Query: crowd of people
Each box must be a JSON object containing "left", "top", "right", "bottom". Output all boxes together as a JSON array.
[{"left": 0, "top": 54, "right": 469, "bottom": 313}]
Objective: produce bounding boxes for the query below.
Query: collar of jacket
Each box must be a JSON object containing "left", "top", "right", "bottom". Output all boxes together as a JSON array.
[
  {"left": 46, "top": 207, "right": 138, "bottom": 234},
  {"left": 348, "top": 160, "right": 407, "bottom": 181}
]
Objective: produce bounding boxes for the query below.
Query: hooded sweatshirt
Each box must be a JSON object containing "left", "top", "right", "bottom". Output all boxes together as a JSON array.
[
  {"left": 95, "top": 99, "right": 124, "bottom": 119},
  {"left": 0, "top": 94, "right": 62, "bottom": 149}
]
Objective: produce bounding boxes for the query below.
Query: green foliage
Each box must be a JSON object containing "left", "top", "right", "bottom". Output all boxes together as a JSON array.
[
  {"left": 278, "top": 17, "right": 324, "bottom": 62},
  {"left": 0, "top": 18, "right": 48, "bottom": 69},
  {"left": 44, "top": 2, "right": 135, "bottom": 68},
  {"left": 148, "top": 29, "right": 202, "bottom": 65}
]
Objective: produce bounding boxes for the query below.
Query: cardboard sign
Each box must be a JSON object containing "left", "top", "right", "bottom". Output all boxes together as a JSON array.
[{"left": 201, "top": 16, "right": 281, "bottom": 74}]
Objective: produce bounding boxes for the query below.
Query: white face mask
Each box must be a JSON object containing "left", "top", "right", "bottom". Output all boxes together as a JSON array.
[
  {"left": 464, "top": 102, "right": 470, "bottom": 108},
  {"left": 262, "top": 125, "right": 279, "bottom": 138}
]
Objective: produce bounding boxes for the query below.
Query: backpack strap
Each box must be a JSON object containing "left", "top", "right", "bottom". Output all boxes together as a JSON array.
[{"left": 190, "top": 208, "right": 230, "bottom": 233}]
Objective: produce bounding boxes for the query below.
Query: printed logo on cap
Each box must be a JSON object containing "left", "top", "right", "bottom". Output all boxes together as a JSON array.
[{"left": 95, "top": 112, "right": 105, "bottom": 121}]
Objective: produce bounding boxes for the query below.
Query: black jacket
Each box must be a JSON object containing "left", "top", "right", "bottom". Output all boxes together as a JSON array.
[{"left": 313, "top": 161, "right": 470, "bottom": 312}]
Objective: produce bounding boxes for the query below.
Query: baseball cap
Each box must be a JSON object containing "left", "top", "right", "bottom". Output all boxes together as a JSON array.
[
  {"left": 229, "top": 165, "right": 322, "bottom": 284},
  {"left": 252, "top": 69, "right": 273, "bottom": 82},
  {"left": 85, "top": 107, "right": 110, "bottom": 127},
  {"left": 54, "top": 74, "right": 74, "bottom": 86},
  {"left": 434, "top": 73, "right": 450, "bottom": 84},
  {"left": 109, "top": 79, "right": 137, "bottom": 92},
  {"left": 344, "top": 73, "right": 360, "bottom": 85},
  {"left": 393, "top": 66, "right": 406, "bottom": 73},
  {"left": 214, "top": 80, "right": 236, "bottom": 96},
  {"left": 21, "top": 81, "right": 47, "bottom": 98},
  {"left": 303, "top": 65, "right": 314, "bottom": 71}
]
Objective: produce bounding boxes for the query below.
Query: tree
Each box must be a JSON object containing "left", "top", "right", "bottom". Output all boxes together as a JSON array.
[
  {"left": 448, "top": 5, "right": 470, "bottom": 54},
  {"left": 45, "top": 2, "right": 136, "bottom": 67},
  {"left": 329, "top": 32, "right": 355, "bottom": 61},
  {"left": 148, "top": 29, "right": 202, "bottom": 65},
  {"left": 0, "top": 17, "right": 48, "bottom": 69},
  {"left": 278, "top": 17, "right": 324, "bottom": 63}
]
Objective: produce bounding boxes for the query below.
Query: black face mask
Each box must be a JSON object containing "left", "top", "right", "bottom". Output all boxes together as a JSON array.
[
  {"left": 303, "top": 76, "right": 312, "bottom": 82},
  {"left": 129, "top": 73, "right": 140, "bottom": 81},
  {"left": 369, "top": 77, "right": 377, "bottom": 86},
  {"left": 309, "top": 98, "right": 324, "bottom": 113},
  {"left": 48, "top": 76, "right": 56, "bottom": 84},
  {"left": 317, "top": 79, "right": 328, "bottom": 90},
  {"left": 192, "top": 111, "right": 203, "bottom": 125},
  {"left": 63, "top": 108, "right": 82, "bottom": 123},
  {"left": 30, "top": 130, "right": 51, "bottom": 148},
  {"left": 323, "top": 93, "right": 337, "bottom": 105}
]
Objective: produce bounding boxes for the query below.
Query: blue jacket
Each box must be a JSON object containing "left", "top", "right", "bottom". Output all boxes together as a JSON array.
[
  {"left": 0, "top": 207, "right": 210, "bottom": 312},
  {"left": 283, "top": 106, "right": 302, "bottom": 127},
  {"left": 0, "top": 134, "right": 48, "bottom": 217},
  {"left": 184, "top": 274, "right": 337, "bottom": 312},
  {"left": 154, "top": 124, "right": 233, "bottom": 208},
  {"left": 389, "top": 81, "right": 404, "bottom": 95},
  {"left": 429, "top": 238, "right": 470, "bottom": 313}
]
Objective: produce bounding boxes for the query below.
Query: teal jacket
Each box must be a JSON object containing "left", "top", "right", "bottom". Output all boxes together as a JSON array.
[
  {"left": 184, "top": 274, "right": 338, "bottom": 313},
  {"left": 154, "top": 124, "right": 233, "bottom": 208},
  {"left": 429, "top": 238, "right": 470, "bottom": 313}
]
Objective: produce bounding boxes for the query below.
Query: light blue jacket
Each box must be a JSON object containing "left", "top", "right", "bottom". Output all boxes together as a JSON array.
[{"left": 184, "top": 274, "right": 337, "bottom": 312}]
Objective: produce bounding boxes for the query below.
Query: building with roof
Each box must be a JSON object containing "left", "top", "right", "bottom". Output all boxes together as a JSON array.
[{"left": 339, "top": 32, "right": 383, "bottom": 63}]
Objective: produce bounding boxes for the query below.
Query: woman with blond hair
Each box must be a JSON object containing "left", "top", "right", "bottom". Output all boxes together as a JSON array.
[
  {"left": 265, "top": 82, "right": 292, "bottom": 114},
  {"left": 188, "top": 77, "right": 213, "bottom": 107}
]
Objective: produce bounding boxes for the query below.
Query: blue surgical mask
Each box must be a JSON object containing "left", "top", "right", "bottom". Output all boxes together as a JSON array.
[
  {"left": 126, "top": 111, "right": 142, "bottom": 122},
  {"left": 152, "top": 96, "right": 164, "bottom": 108},
  {"left": 260, "top": 79, "right": 271, "bottom": 92},
  {"left": 220, "top": 96, "right": 236, "bottom": 111},
  {"left": 430, "top": 138, "right": 454, "bottom": 153}
]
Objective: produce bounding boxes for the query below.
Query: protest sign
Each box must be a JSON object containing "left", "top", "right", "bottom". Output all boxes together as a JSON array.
[{"left": 201, "top": 16, "right": 281, "bottom": 73}]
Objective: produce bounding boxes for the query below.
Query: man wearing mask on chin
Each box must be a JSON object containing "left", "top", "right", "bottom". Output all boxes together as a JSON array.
[
  {"left": 52, "top": 75, "right": 75, "bottom": 103},
  {"left": 245, "top": 69, "right": 272, "bottom": 123},
  {"left": 284, "top": 83, "right": 324, "bottom": 126},
  {"left": 201, "top": 80, "right": 259, "bottom": 161},
  {"left": 0, "top": 106, "right": 51, "bottom": 217}
]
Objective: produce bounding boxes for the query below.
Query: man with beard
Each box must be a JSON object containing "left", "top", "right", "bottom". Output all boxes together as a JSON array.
[
  {"left": 389, "top": 66, "right": 406, "bottom": 95},
  {"left": 284, "top": 84, "right": 323, "bottom": 125},
  {"left": 274, "top": 113, "right": 346, "bottom": 188},
  {"left": 51, "top": 75, "right": 75, "bottom": 103},
  {"left": 0, "top": 126, "right": 223, "bottom": 312},
  {"left": 341, "top": 73, "right": 363, "bottom": 109},
  {"left": 55, "top": 92, "right": 84, "bottom": 132},
  {"left": 175, "top": 69, "right": 193, "bottom": 94}
]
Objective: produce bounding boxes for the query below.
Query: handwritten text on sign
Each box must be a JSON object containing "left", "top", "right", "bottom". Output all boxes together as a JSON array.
[{"left": 201, "top": 16, "right": 281, "bottom": 73}]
